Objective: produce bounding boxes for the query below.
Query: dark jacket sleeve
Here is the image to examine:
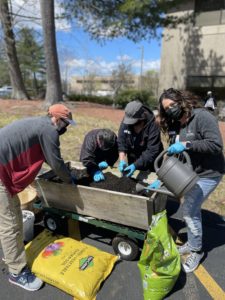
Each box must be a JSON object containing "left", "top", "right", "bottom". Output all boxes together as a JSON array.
[
  {"left": 134, "top": 121, "right": 163, "bottom": 170},
  {"left": 117, "top": 121, "right": 128, "bottom": 153},
  {"left": 191, "top": 110, "right": 223, "bottom": 154},
  {"left": 80, "top": 133, "right": 99, "bottom": 175},
  {"left": 106, "top": 143, "right": 119, "bottom": 167},
  {"left": 39, "top": 127, "right": 71, "bottom": 183}
]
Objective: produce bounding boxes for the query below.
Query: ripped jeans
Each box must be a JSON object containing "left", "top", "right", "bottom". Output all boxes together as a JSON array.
[{"left": 182, "top": 176, "right": 222, "bottom": 252}]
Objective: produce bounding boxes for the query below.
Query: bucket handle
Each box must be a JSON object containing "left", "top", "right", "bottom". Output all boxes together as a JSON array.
[{"left": 154, "top": 150, "right": 192, "bottom": 173}]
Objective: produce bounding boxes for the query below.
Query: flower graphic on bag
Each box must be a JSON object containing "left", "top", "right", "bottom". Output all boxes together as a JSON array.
[{"left": 42, "top": 242, "right": 64, "bottom": 258}]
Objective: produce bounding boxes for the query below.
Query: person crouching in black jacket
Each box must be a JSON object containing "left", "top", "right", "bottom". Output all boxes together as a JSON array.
[
  {"left": 80, "top": 129, "right": 118, "bottom": 182},
  {"left": 117, "top": 100, "right": 163, "bottom": 179}
]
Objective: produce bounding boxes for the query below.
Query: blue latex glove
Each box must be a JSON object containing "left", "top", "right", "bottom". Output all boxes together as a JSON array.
[
  {"left": 167, "top": 142, "right": 186, "bottom": 155},
  {"left": 118, "top": 160, "right": 128, "bottom": 173},
  {"left": 147, "top": 179, "right": 161, "bottom": 190},
  {"left": 93, "top": 170, "right": 105, "bottom": 182},
  {"left": 124, "top": 164, "right": 136, "bottom": 177},
  {"left": 70, "top": 174, "right": 77, "bottom": 185},
  {"left": 98, "top": 161, "right": 108, "bottom": 170}
]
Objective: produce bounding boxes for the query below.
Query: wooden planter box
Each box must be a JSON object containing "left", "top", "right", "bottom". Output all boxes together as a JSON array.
[{"left": 35, "top": 162, "right": 168, "bottom": 230}]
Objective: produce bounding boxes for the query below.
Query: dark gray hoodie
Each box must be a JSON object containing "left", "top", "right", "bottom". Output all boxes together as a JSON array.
[{"left": 178, "top": 108, "right": 224, "bottom": 177}]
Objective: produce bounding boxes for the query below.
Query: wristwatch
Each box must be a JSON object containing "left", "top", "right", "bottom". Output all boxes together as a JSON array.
[{"left": 186, "top": 141, "right": 193, "bottom": 150}]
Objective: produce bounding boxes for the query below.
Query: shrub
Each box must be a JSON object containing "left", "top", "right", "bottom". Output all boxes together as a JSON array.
[
  {"left": 68, "top": 94, "right": 114, "bottom": 106},
  {"left": 115, "top": 89, "right": 158, "bottom": 109}
]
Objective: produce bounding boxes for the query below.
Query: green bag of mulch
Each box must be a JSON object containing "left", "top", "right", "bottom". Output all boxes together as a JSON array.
[{"left": 138, "top": 210, "right": 181, "bottom": 300}]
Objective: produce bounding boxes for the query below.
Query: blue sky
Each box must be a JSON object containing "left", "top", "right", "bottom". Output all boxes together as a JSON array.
[
  {"left": 13, "top": 0, "right": 162, "bottom": 78},
  {"left": 56, "top": 27, "right": 162, "bottom": 77}
]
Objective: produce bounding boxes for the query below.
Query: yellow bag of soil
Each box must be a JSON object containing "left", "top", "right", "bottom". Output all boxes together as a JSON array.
[{"left": 25, "top": 229, "right": 118, "bottom": 300}]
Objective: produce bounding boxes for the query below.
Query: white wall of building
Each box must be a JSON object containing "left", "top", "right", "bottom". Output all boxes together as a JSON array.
[{"left": 159, "top": 1, "right": 225, "bottom": 99}]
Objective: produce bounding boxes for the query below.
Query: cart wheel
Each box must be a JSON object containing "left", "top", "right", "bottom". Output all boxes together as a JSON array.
[
  {"left": 44, "top": 214, "right": 63, "bottom": 232},
  {"left": 112, "top": 236, "right": 139, "bottom": 261}
]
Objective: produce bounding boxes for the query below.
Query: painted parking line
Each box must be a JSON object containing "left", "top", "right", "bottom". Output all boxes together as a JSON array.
[{"left": 194, "top": 264, "right": 225, "bottom": 300}]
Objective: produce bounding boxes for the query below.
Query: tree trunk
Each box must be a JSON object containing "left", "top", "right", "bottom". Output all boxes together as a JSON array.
[
  {"left": 33, "top": 72, "right": 38, "bottom": 96},
  {"left": 0, "top": 0, "right": 29, "bottom": 99},
  {"left": 40, "top": 0, "right": 62, "bottom": 106}
]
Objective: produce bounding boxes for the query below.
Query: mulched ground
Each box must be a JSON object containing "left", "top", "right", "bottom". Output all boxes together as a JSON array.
[
  {"left": 1, "top": 99, "right": 224, "bottom": 142},
  {"left": 0, "top": 99, "right": 124, "bottom": 124}
]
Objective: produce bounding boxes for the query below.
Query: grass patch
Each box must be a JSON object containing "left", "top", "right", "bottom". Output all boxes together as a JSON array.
[{"left": 0, "top": 113, "right": 20, "bottom": 127}]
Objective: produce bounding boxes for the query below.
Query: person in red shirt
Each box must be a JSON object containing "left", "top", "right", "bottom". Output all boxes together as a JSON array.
[{"left": 0, "top": 103, "right": 75, "bottom": 291}]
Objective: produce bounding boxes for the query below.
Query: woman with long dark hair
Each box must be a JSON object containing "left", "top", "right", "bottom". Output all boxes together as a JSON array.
[{"left": 150, "top": 88, "right": 224, "bottom": 273}]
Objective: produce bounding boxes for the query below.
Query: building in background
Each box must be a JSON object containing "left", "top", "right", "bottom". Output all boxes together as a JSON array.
[
  {"left": 159, "top": 0, "right": 225, "bottom": 100},
  {"left": 70, "top": 75, "right": 139, "bottom": 96}
]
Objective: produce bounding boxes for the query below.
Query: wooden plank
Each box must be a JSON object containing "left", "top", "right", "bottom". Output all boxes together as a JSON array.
[{"left": 36, "top": 179, "right": 153, "bottom": 230}]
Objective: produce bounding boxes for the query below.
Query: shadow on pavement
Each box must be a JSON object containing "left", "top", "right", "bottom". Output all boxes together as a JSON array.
[
  {"left": 166, "top": 270, "right": 187, "bottom": 298},
  {"left": 165, "top": 199, "right": 225, "bottom": 254}
]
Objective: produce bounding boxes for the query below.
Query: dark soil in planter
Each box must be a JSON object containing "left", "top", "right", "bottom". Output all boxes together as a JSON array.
[
  {"left": 50, "top": 168, "right": 147, "bottom": 195},
  {"left": 89, "top": 172, "right": 138, "bottom": 194}
]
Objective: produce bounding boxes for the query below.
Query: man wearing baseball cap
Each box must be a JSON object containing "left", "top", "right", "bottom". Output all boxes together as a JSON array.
[
  {"left": 117, "top": 100, "right": 163, "bottom": 178},
  {"left": 0, "top": 103, "right": 75, "bottom": 292},
  {"left": 48, "top": 103, "right": 76, "bottom": 126}
]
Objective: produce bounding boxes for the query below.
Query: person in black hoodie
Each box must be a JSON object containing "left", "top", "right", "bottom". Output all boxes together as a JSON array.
[
  {"left": 117, "top": 100, "right": 163, "bottom": 178},
  {"left": 80, "top": 129, "right": 118, "bottom": 182}
]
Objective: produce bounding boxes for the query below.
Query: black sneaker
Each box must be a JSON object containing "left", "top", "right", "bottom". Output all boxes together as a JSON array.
[{"left": 9, "top": 267, "right": 43, "bottom": 291}]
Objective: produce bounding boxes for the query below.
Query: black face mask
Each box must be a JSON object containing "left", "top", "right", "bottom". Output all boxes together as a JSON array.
[
  {"left": 166, "top": 105, "right": 183, "bottom": 121},
  {"left": 57, "top": 127, "right": 67, "bottom": 135}
]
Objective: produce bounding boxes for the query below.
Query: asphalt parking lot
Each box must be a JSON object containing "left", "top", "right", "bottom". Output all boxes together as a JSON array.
[{"left": 0, "top": 204, "right": 225, "bottom": 300}]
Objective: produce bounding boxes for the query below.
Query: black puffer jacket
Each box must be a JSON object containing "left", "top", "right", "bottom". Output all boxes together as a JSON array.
[
  {"left": 118, "top": 106, "right": 163, "bottom": 171},
  {"left": 80, "top": 129, "right": 118, "bottom": 175}
]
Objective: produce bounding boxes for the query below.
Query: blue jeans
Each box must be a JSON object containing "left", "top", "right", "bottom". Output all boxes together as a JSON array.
[{"left": 182, "top": 176, "right": 222, "bottom": 251}]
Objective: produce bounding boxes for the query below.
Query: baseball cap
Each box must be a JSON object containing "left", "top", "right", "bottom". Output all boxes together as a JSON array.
[
  {"left": 48, "top": 103, "right": 76, "bottom": 125},
  {"left": 123, "top": 100, "right": 145, "bottom": 125}
]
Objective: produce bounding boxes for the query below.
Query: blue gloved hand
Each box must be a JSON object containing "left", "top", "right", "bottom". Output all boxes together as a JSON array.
[
  {"left": 124, "top": 164, "right": 136, "bottom": 177},
  {"left": 118, "top": 160, "right": 128, "bottom": 173},
  {"left": 147, "top": 179, "right": 161, "bottom": 190},
  {"left": 167, "top": 142, "right": 186, "bottom": 155},
  {"left": 93, "top": 170, "right": 105, "bottom": 182},
  {"left": 70, "top": 174, "right": 77, "bottom": 185},
  {"left": 98, "top": 161, "right": 108, "bottom": 170}
]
